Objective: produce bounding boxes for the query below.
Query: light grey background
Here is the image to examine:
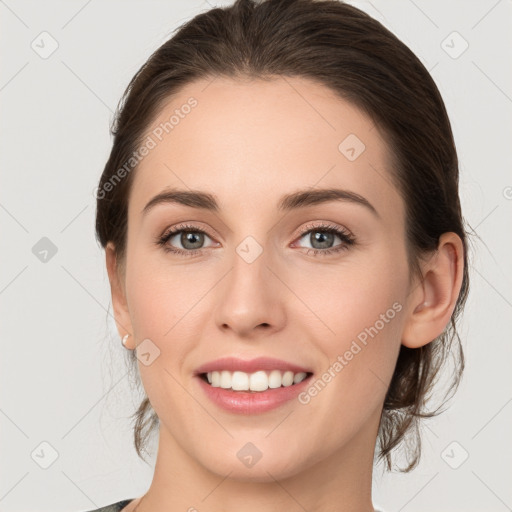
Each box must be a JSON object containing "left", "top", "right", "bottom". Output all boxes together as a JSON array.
[{"left": 1, "top": 1, "right": 511, "bottom": 511}]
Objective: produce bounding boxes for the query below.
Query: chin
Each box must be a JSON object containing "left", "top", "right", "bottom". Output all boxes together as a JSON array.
[{"left": 197, "top": 446, "right": 311, "bottom": 483}]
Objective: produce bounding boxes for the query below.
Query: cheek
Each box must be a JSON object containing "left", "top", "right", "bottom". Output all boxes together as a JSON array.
[
  {"left": 294, "top": 249, "right": 406, "bottom": 343},
  {"left": 123, "top": 253, "right": 204, "bottom": 411},
  {"left": 125, "top": 248, "right": 214, "bottom": 340},
  {"left": 294, "top": 252, "right": 406, "bottom": 409}
]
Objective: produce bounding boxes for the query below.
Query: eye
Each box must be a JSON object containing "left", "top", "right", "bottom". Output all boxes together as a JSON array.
[
  {"left": 155, "top": 223, "right": 217, "bottom": 257},
  {"left": 293, "top": 222, "right": 356, "bottom": 257}
]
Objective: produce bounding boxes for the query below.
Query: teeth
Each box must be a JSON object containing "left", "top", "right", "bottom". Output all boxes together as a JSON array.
[{"left": 205, "top": 370, "right": 309, "bottom": 392}]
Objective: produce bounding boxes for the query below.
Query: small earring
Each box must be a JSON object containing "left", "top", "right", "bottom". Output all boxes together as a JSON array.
[{"left": 122, "top": 334, "right": 132, "bottom": 349}]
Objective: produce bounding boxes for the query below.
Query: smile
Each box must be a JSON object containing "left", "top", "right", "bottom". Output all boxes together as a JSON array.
[
  {"left": 196, "top": 371, "right": 314, "bottom": 414},
  {"left": 201, "top": 369, "right": 311, "bottom": 392}
]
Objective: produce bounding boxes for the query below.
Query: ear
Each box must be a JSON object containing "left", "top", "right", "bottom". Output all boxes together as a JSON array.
[
  {"left": 401, "top": 232, "right": 464, "bottom": 348},
  {"left": 105, "top": 242, "right": 135, "bottom": 349}
]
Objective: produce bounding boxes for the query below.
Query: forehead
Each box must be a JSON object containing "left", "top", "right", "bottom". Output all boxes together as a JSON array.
[{"left": 130, "top": 75, "right": 402, "bottom": 222}]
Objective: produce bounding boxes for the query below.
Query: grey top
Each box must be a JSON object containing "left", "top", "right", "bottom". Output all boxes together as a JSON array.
[{"left": 82, "top": 499, "right": 134, "bottom": 512}]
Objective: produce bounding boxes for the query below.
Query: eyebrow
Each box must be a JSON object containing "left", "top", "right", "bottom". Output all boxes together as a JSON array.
[{"left": 141, "top": 186, "right": 379, "bottom": 218}]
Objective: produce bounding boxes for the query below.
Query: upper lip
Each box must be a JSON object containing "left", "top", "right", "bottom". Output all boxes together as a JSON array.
[{"left": 194, "top": 356, "right": 313, "bottom": 376}]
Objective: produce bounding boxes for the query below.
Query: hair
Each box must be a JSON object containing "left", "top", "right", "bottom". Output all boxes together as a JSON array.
[{"left": 95, "top": 0, "right": 471, "bottom": 472}]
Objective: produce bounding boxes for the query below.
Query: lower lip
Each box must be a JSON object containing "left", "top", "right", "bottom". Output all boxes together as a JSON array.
[{"left": 195, "top": 374, "right": 313, "bottom": 414}]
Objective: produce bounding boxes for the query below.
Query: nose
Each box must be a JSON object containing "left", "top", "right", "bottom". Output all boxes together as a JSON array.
[{"left": 213, "top": 242, "right": 287, "bottom": 339}]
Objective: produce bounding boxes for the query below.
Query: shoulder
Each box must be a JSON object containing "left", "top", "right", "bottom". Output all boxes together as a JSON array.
[{"left": 80, "top": 499, "right": 134, "bottom": 512}]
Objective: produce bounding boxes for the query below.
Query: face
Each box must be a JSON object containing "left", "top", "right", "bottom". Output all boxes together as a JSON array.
[{"left": 114, "top": 76, "right": 415, "bottom": 481}]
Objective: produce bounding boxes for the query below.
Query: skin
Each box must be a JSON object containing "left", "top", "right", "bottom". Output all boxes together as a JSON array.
[{"left": 106, "top": 76, "right": 464, "bottom": 512}]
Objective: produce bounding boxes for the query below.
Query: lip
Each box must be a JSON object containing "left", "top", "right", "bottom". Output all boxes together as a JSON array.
[
  {"left": 194, "top": 356, "right": 313, "bottom": 375},
  {"left": 195, "top": 372, "right": 314, "bottom": 414}
]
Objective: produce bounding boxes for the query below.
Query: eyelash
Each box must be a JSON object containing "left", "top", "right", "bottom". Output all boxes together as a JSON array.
[{"left": 155, "top": 222, "right": 356, "bottom": 258}]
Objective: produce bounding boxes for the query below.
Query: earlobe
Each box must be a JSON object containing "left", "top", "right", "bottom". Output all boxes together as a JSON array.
[
  {"left": 401, "top": 232, "right": 464, "bottom": 349},
  {"left": 105, "top": 242, "right": 135, "bottom": 348}
]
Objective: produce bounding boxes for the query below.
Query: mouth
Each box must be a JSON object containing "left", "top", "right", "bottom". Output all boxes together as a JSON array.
[
  {"left": 194, "top": 356, "right": 315, "bottom": 413},
  {"left": 195, "top": 368, "right": 314, "bottom": 414}
]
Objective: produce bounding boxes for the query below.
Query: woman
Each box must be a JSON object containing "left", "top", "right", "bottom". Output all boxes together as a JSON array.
[{"left": 90, "top": 0, "right": 470, "bottom": 510}]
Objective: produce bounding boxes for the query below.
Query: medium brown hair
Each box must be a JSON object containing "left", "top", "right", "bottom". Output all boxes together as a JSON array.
[{"left": 95, "top": 0, "right": 471, "bottom": 472}]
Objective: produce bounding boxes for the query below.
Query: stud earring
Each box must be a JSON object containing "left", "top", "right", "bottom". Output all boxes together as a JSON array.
[{"left": 122, "top": 334, "right": 132, "bottom": 349}]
